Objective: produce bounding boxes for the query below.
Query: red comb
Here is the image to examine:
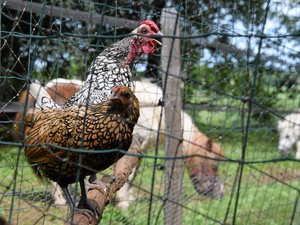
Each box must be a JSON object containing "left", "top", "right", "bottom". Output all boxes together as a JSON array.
[{"left": 138, "top": 20, "right": 160, "bottom": 32}]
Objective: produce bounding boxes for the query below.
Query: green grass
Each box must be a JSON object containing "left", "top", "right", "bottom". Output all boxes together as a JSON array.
[{"left": 1, "top": 107, "right": 300, "bottom": 224}]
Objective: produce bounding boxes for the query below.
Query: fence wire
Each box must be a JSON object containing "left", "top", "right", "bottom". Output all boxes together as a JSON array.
[{"left": 0, "top": 1, "right": 300, "bottom": 225}]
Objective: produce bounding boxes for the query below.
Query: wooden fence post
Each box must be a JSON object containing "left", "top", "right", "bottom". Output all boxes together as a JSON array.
[{"left": 161, "top": 7, "right": 183, "bottom": 225}]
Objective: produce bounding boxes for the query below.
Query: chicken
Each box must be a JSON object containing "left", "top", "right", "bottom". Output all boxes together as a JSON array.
[
  {"left": 24, "top": 85, "right": 139, "bottom": 214},
  {"left": 36, "top": 20, "right": 162, "bottom": 110}
]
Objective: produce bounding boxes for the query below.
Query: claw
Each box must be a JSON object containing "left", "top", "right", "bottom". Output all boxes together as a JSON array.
[
  {"left": 84, "top": 178, "right": 109, "bottom": 194},
  {"left": 75, "top": 178, "right": 109, "bottom": 218}
]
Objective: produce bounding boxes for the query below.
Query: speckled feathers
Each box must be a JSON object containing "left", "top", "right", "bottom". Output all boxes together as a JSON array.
[{"left": 64, "top": 20, "right": 162, "bottom": 108}]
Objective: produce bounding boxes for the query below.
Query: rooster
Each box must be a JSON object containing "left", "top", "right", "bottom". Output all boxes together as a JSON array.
[
  {"left": 36, "top": 20, "right": 162, "bottom": 110},
  {"left": 25, "top": 85, "right": 139, "bottom": 215}
]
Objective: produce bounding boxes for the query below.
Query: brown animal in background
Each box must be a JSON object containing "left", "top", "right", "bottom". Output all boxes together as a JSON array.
[
  {"left": 131, "top": 79, "right": 225, "bottom": 197},
  {"left": 24, "top": 84, "right": 139, "bottom": 215},
  {"left": 184, "top": 125, "right": 224, "bottom": 197},
  {"left": 113, "top": 80, "right": 225, "bottom": 208}
]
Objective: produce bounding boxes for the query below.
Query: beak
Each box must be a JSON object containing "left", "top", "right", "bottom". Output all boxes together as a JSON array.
[
  {"left": 152, "top": 39, "right": 162, "bottom": 46},
  {"left": 156, "top": 31, "right": 163, "bottom": 36},
  {"left": 151, "top": 31, "right": 163, "bottom": 45},
  {"left": 108, "top": 92, "right": 117, "bottom": 100}
]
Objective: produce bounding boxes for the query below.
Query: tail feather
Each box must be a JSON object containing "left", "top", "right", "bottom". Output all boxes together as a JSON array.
[{"left": 29, "top": 82, "right": 59, "bottom": 109}]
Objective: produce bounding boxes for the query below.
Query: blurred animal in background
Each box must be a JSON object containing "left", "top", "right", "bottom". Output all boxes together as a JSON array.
[
  {"left": 24, "top": 84, "right": 139, "bottom": 215},
  {"left": 116, "top": 106, "right": 225, "bottom": 207},
  {"left": 184, "top": 130, "right": 224, "bottom": 197},
  {"left": 277, "top": 112, "right": 300, "bottom": 159}
]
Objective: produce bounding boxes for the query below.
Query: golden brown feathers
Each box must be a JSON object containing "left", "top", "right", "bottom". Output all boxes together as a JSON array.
[{"left": 25, "top": 86, "right": 139, "bottom": 185}]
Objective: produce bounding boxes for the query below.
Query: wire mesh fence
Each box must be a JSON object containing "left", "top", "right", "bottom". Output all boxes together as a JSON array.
[{"left": 0, "top": 0, "right": 299, "bottom": 224}]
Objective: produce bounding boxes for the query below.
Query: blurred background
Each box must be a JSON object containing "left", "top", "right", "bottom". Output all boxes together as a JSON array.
[{"left": 0, "top": 0, "right": 299, "bottom": 224}]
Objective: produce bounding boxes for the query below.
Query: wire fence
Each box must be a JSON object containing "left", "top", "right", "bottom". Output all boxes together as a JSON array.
[{"left": 0, "top": 0, "right": 300, "bottom": 225}]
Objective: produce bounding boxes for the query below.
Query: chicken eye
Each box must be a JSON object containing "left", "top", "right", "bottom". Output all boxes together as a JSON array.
[
  {"left": 141, "top": 28, "right": 148, "bottom": 34},
  {"left": 122, "top": 92, "right": 130, "bottom": 98},
  {"left": 285, "top": 135, "right": 290, "bottom": 139}
]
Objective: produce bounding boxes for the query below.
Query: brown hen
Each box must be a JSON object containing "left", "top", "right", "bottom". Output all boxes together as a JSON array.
[{"left": 24, "top": 85, "right": 139, "bottom": 214}]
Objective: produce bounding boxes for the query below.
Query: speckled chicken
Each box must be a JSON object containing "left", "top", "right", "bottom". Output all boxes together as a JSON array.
[
  {"left": 37, "top": 20, "right": 162, "bottom": 110},
  {"left": 25, "top": 85, "right": 139, "bottom": 213}
]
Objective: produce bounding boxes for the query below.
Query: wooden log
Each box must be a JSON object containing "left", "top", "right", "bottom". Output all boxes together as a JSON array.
[{"left": 5, "top": 0, "right": 137, "bottom": 29}]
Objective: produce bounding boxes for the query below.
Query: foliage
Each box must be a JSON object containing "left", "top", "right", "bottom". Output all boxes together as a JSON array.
[{"left": 183, "top": 63, "right": 300, "bottom": 121}]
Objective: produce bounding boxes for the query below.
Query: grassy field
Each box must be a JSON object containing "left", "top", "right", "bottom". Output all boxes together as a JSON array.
[{"left": 0, "top": 108, "right": 300, "bottom": 224}]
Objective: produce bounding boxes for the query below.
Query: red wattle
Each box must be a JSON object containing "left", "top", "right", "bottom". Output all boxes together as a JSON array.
[
  {"left": 141, "top": 40, "right": 157, "bottom": 54},
  {"left": 142, "top": 45, "right": 155, "bottom": 54}
]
